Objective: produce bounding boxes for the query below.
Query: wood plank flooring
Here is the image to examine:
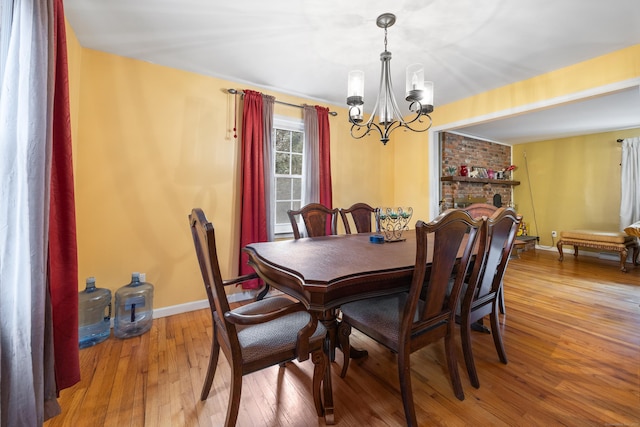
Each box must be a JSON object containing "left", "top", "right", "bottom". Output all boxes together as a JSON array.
[{"left": 45, "top": 250, "right": 640, "bottom": 426}]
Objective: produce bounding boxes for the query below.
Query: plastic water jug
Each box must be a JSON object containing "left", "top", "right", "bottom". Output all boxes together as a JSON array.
[
  {"left": 78, "top": 277, "right": 112, "bottom": 348},
  {"left": 114, "top": 272, "right": 154, "bottom": 339}
]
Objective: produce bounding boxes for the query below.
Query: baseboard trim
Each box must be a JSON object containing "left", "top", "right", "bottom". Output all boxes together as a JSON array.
[{"left": 152, "top": 290, "right": 257, "bottom": 319}]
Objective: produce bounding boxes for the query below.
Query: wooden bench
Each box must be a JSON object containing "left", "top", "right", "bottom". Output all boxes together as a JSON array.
[{"left": 557, "top": 230, "right": 639, "bottom": 272}]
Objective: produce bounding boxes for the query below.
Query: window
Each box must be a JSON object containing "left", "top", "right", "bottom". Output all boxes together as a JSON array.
[{"left": 273, "top": 117, "right": 304, "bottom": 235}]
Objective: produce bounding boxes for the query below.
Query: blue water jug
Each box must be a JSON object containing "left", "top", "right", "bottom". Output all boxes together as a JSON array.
[
  {"left": 78, "top": 277, "right": 112, "bottom": 348},
  {"left": 114, "top": 272, "right": 154, "bottom": 339}
]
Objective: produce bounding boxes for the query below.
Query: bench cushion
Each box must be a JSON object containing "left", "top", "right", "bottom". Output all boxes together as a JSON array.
[
  {"left": 624, "top": 221, "right": 640, "bottom": 238},
  {"left": 560, "top": 229, "right": 632, "bottom": 244}
]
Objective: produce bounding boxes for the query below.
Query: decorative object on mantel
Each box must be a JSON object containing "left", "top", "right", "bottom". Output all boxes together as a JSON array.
[
  {"left": 346, "top": 13, "right": 434, "bottom": 145},
  {"left": 501, "top": 164, "right": 517, "bottom": 179},
  {"left": 377, "top": 207, "right": 413, "bottom": 242},
  {"left": 460, "top": 165, "right": 468, "bottom": 176}
]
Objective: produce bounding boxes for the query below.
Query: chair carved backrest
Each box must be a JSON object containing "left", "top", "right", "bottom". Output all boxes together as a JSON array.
[
  {"left": 410, "top": 209, "right": 482, "bottom": 333},
  {"left": 463, "top": 207, "right": 521, "bottom": 313},
  {"left": 288, "top": 203, "right": 338, "bottom": 239},
  {"left": 340, "top": 203, "right": 379, "bottom": 234},
  {"left": 464, "top": 203, "right": 498, "bottom": 220},
  {"left": 189, "top": 209, "right": 238, "bottom": 348}
]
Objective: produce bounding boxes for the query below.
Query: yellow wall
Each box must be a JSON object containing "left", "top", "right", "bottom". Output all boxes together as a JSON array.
[
  {"left": 69, "top": 47, "right": 395, "bottom": 308},
  {"left": 512, "top": 127, "right": 640, "bottom": 246},
  {"left": 391, "top": 127, "right": 432, "bottom": 223},
  {"left": 66, "top": 25, "right": 639, "bottom": 310},
  {"left": 434, "top": 45, "right": 640, "bottom": 125}
]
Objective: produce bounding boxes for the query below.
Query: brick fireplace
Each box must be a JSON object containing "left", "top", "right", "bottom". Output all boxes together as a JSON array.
[{"left": 440, "top": 132, "right": 516, "bottom": 210}]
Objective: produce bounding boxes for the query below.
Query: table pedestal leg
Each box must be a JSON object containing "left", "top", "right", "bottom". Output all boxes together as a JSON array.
[{"left": 319, "top": 309, "right": 340, "bottom": 361}]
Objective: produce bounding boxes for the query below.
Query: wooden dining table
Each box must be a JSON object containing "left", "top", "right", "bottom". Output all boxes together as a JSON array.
[{"left": 244, "top": 230, "right": 422, "bottom": 424}]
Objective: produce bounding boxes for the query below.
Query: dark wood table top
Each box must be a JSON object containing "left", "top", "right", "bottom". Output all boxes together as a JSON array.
[{"left": 244, "top": 231, "right": 419, "bottom": 311}]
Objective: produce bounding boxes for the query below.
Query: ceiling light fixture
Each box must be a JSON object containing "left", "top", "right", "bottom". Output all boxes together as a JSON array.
[{"left": 347, "top": 13, "right": 434, "bottom": 145}]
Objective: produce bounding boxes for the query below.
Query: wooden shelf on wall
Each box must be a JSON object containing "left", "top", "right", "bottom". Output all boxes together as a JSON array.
[{"left": 441, "top": 176, "right": 520, "bottom": 186}]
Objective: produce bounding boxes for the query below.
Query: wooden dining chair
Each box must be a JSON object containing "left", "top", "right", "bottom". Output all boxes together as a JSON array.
[
  {"left": 188, "top": 208, "right": 328, "bottom": 426},
  {"left": 464, "top": 202, "right": 506, "bottom": 314},
  {"left": 339, "top": 202, "right": 379, "bottom": 234},
  {"left": 458, "top": 207, "right": 522, "bottom": 388},
  {"left": 288, "top": 203, "right": 338, "bottom": 239},
  {"left": 337, "top": 209, "right": 482, "bottom": 427}
]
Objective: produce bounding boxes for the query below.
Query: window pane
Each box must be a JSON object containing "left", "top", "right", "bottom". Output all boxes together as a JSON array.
[
  {"left": 276, "top": 177, "right": 292, "bottom": 199},
  {"left": 276, "top": 201, "right": 291, "bottom": 224},
  {"left": 291, "top": 153, "right": 302, "bottom": 175},
  {"left": 272, "top": 118, "right": 305, "bottom": 235},
  {"left": 275, "top": 152, "right": 290, "bottom": 174},
  {"left": 292, "top": 132, "right": 303, "bottom": 153},
  {"left": 292, "top": 178, "right": 302, "bottom": 199},
  {"left": 275, "top": 130, "right": 290, "bottom": 151}
]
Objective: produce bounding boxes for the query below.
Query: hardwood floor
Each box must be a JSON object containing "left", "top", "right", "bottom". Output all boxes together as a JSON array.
[{"left": 45, "top": 250, "right": 640, "bottom": 426}]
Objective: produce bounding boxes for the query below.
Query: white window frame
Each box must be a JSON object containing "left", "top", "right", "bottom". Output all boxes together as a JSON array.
[{"left": 272, "top": 116, "right": 305, "bottom": 236}]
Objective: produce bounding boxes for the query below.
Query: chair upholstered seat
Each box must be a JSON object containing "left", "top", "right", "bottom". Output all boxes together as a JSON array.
[
  {"left": 218, "top": 299, "right": 327, "bottom": 364},
  {"left": 339, "top": 293, "right": 423, "bottom": 351}
]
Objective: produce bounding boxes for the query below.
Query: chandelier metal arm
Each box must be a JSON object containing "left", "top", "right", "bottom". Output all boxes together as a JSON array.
[{"left": 348, "top": 108, "right": 432, "bottom": 144}]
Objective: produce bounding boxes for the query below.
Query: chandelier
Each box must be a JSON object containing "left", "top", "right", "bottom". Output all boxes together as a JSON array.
[{"left": 346, "top": 13, "right": 434, "bottom": 145}]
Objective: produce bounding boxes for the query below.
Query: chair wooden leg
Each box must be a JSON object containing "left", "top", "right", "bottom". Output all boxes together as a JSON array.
[
  {"left": 444, "top": 332, "right": 465, "bottom": 401},
  {"left": 322, "top": 338, "right": 335, "bottom": 425},
  {"left": 225, "top": 363, "right": 243, "bottom": 427},
  {"left": 460, "top": 315, "right": 480, "bottom": 389},
  {"left": 498, "top": 284, "right": 506, "bottom": 315},
  {"left": 200, "top": 330, "right": 220, "bottom": 400},
  {"left": 311, "top": 348, "right": 327, "bottom": 417},
  {"left": 397, "top": 349, "right": 418, "bottom": 427},
  {"left": 490, "top": 306, "right": 508, "bottom": 364},
  {"left": 337, "top": 321, "right": 351, "bottom": 378}
]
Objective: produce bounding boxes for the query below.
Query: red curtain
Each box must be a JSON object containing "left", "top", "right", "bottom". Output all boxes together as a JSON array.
[
  {"left": 239, "top": 90, "right": 267, "bottom": 288},
  {"left": 316, "top": 106, "right": 333, "bottom": 233},
  {"left": 49, "top": 0, "right": 80, "bottom": 390}
]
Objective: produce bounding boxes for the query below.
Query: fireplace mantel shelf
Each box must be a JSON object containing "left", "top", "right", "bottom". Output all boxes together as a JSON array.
[{"left": 441, "top": 176, "right": 520, "bottom": 186}]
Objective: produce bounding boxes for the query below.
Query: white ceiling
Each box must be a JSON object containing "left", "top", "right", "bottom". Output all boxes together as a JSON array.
[{"left": 64, "top": 0, "right": 640, "bottom": 144}]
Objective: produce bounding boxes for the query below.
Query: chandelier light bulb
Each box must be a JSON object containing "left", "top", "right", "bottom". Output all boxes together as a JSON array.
[{"left": 406, "top": 63, "right": 425, "bottom": 101}]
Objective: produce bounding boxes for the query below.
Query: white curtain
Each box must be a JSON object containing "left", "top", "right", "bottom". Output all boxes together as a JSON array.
[
  {"left": 262, "top": 95, "right": 275, "bottom": 241},
  {"left": 0, "top": 0, "right": 59, "bottom": 425},
  {"left": 303, "top": 105, "right": 319, "bottom": 204},
  {"left": 620, "top": 137, "right": 640, "bottom": 230}
]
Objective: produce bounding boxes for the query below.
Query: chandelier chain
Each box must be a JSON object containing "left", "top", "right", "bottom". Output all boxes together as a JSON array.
[{"left": 384, "top": 27, "right": 388, "bottom": 52}]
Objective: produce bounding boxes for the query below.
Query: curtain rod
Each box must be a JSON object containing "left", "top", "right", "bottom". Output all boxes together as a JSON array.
[{"left": 227, "top": 89, "right": 337, "bottom": 116}]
